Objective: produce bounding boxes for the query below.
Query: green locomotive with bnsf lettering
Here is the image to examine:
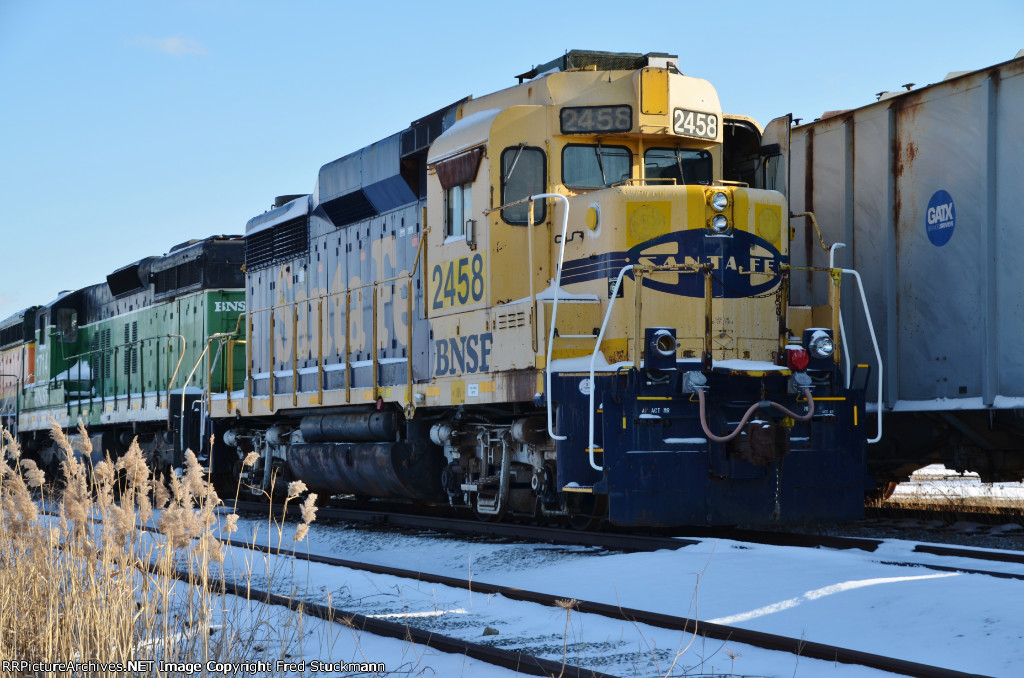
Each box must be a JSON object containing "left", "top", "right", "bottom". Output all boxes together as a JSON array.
[{"left": 0, "top": 236, "right": 245, "bottom": 472}]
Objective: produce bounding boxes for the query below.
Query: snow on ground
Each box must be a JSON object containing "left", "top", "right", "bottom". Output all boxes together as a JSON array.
[{"left": 211, "top": 510, "right": 1024, "bottom": 677}]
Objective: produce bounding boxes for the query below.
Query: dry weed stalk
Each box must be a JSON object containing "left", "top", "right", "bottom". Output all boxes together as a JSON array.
[{"left": 0, "top": 419, "right": 315, "bottom": 675}]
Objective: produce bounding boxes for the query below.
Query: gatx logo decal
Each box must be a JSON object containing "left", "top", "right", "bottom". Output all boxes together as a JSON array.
[{"left": 559, "top": 229, "right": 786, "bottom": 298}]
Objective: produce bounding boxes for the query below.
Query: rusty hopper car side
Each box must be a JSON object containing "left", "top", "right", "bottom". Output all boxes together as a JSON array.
[
  {"left": 212, "top": 50, "right": 873, "bottom": 526},
  {"left": 789, "top": 52, "right": 1024, "bottom": 489}
]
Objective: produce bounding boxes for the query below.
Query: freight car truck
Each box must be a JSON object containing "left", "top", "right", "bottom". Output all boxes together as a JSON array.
[{"left": 788, "top": 51, "right": 1024, "bottom": 489}]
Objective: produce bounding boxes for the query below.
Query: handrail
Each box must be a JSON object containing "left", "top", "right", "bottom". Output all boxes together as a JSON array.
[
  {"left": 179, "top": 342, "right": 211, "bottom": 454},
  {"left": 49, "top": 334, "right": 187, "bottom": 410},
  {"left": 239, "top": 235, "right": 429, "bottom": 412},
  {"left": 530, "top": 192, "right": 571, "bottom": 442},
  {"left": 586, "top": 262, "right": 711, "bottom": 471},
  {"left": 0, "top": 376, "right": 20, "bottom": 426},
  {"left": 785, "top": 261, "right": 884, "bottom": 444},
  {"left": 839, "top": 266, "right": 883, "bottom": 444},
  {"left": 587, "top": 265, "right": 635, "bottom": 471}
]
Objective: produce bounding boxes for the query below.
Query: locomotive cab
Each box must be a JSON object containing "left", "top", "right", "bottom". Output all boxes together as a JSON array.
[{"left": 418, "top": 55, "right": 866, "bottom": 524}]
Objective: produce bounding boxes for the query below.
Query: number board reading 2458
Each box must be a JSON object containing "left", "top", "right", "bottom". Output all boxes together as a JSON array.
[
  {"left": 672, "top": 108, "right": 718, "bottom": 140},
  {"left": 431, "top": 253, "right": 486, "bottom": 310},
  {"left": 560, "top": 105, "right": 632, "bottom": 134}
]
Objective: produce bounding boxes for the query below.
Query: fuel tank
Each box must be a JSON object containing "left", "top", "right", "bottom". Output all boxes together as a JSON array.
[
  {"left": 285, "top": 440, "right": 443, "bottom": 501},
  {"left": 299, "top": 412, "right": 399, "bottom": 442}
]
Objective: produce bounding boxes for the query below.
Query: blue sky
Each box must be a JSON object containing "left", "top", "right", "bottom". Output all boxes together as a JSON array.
[{"left": 1, "top": 0, "right": 1021, "bottom": 321}]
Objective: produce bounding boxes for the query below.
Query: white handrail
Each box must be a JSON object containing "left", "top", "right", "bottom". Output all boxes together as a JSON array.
[
  {"left": 533, "top": 193, "right": 571, "bottom": 442},
  {"left": 587, "top": 265, "right": 635, "bottom": 471},
  {"left": 838, "top": 266, "right": 883, "bottom": 444}
]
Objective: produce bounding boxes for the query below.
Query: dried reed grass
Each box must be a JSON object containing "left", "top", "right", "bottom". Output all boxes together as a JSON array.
[{"left": 0, "top": 419, "right": 317, "bottom": 676}]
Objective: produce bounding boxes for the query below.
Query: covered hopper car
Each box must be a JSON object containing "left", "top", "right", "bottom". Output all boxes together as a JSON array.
[{"left": 789, "top": 51, "right": 1024, "bottom": 491}]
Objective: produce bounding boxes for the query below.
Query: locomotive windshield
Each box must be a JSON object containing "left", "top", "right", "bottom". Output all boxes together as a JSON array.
[
  {"left": 644, "top": 147, "right": 712, "bottom": 185},
  {"left": 561, "top": 144, "right": 632, "bottom": 189}
]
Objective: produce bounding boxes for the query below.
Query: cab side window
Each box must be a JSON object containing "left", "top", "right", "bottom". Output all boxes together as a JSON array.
[
  {"left": 445, "top": 184, "right": 471, "bottom": 238},
  {"left": 435, "top": 148, "right": 483, "bottom": 239},
  {"left": 501, "top": 146, "right": 546, "bottom": 224}
]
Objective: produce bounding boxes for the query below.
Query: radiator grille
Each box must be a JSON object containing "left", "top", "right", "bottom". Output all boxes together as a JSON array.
[{"left": 245, "top": 217, "right": 308, "bottom": 270}]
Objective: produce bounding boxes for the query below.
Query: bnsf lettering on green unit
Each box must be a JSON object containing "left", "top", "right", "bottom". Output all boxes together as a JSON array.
[
  {"left": 431, "top": 253, "right": 484, "bottom": 310},
  {"left": 435, "top": 332, "right": 492, "bottom": 376},
  {"left": 213, "top": 301, "right": 247, "bottom": 312}
]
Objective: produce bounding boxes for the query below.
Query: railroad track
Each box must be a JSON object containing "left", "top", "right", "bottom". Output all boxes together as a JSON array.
[
  {"left": 35, "top": 503, "right": 610, "bottom": 678},
  {"left": 867, "top": 504, "right": 1024, "bottom": 525},
  {"left": 226, "top": 536, "right": 983, "bottom": 678},
  {"left": 228, "top": 498, "right": 882, "bottom": 552},
  {"left": 40, "top": 499, "right": 1012, "bottom": 676},
  {"left": 157, "top": 562, "right": 619, "bottom": 678},
  {"left": 228, "top": 498, "right": 1024, "bottom": 581}
]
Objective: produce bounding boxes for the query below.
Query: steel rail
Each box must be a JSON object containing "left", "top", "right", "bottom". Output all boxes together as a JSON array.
[
  {"left": 33, "top": 503, "right": 619, "bottom": 678},
  {"left": 229, "top": 499, "right": 882, "bottom": 553},
  {"left": 143, "top": 559, "right": 621, "bottom": 678},
  {"left": 225, "top": 536, "right": 985, "bottom": 678},
  {"left": 913, "top": 543, "right": 1024, "bottom": 566},
  {"left": 230, "top": 500, "right": 1024, "bottom": 578},
  {"left": 229, "top": 499, "right": 703, "bottom": 552},
  {"left": 866, "top": 504, "right": 1024, "bottom": 524},
  {"left": 39, "top": 503, "right": 1001, "bottom": 677}
]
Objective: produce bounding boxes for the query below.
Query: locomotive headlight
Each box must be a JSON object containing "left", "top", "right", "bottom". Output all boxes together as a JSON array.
[
  {"left": 650, "top": 329, "right": 677, "bottom": 357},
  {"left": 644, "top": 327, "right": 677, "bottom": 370},
  {"left": 711, "top": 191, "right": 729, "bottom": 211},
  {"left": 808, "top": 332, "right": 835, "bottom": 359},
  {"left": 710, "top": 214, "right": 729, "bottom": 233}
]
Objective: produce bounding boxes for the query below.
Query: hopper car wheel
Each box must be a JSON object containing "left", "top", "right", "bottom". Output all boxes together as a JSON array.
[{"left": 566, "top": 494, "right": 607, "bottom": 531}]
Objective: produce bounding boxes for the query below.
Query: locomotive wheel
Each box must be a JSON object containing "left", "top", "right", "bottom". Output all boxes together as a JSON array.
[
  {"left": 566, "top": 494, "right": 607, "bottom": 531},
  {"left": 475, "top": 510, "right": 503, "bottom": 522},
  {"left": 474, "top": 501, "right": 507, "bottom": 522}
]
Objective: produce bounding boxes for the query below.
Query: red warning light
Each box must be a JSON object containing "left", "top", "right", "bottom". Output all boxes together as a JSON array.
[{"left": 787, "top": 347, "right": 809, "bottom": 372}]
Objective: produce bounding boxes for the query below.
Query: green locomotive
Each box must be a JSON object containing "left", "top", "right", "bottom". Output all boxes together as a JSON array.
[{"left": 0, "top": 236, "right": 245, "bottom": 472}]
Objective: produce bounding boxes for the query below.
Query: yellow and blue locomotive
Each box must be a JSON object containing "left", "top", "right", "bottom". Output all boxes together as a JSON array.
[{"left": 211, "top": 51, "right": 868, "bottom": 526}]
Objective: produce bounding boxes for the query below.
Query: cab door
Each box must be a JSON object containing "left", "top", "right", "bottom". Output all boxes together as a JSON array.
[{"left": 757, "top": 114, "right": 792, "bottom": 198}]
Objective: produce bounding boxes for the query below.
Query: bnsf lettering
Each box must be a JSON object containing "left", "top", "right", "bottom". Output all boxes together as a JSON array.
[
  {"left": 435, "top": 332, "right": 493, "bottom": 376},
  {"left": 214, "top": 301, "right": 247, "bottom": 312},
  {"left": 927, "top": 203, "right": 954, "bottom": 227}
]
